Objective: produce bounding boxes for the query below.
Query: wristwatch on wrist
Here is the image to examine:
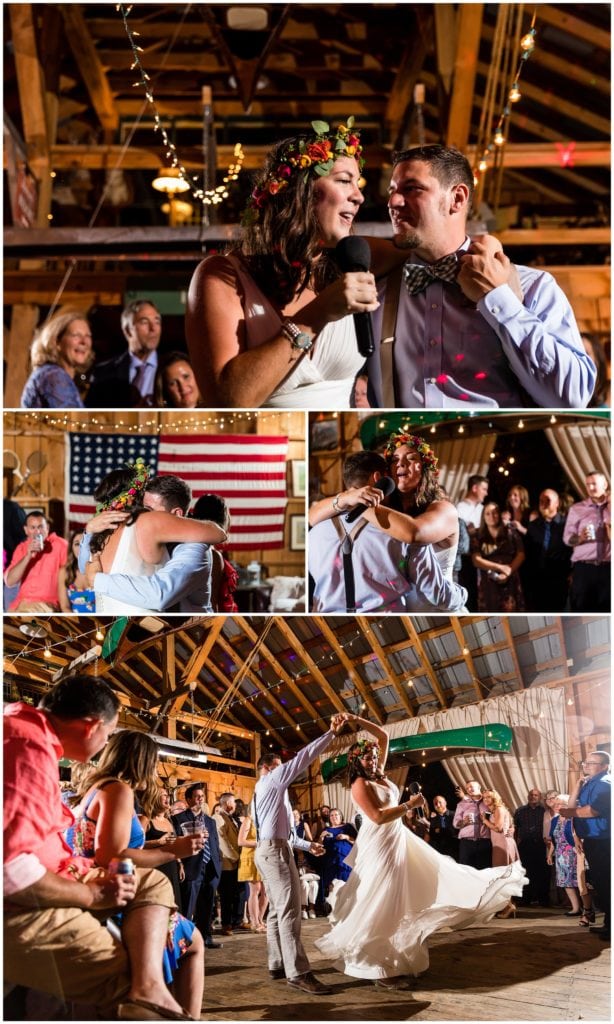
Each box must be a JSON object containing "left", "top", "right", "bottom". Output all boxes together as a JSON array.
[{"left": 280, "top": 319, "right": 313, "bottom": 352}]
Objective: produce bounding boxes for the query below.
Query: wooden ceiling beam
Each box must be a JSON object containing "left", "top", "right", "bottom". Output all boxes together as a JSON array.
[
  {"left": 501, "top": 619, "right": 526, "bottom": 688},
  {"left": 474, "top": 60, "right": 609, "bottom": 137},
  {"left": 450, "top": 619, "right": 483, "bottom": 701},
  {"left": 312, "top": 617, "right": 384, "bottom": 724},
  {"left": 235, "top": 618, "right": 324, "bottom": 725},
  {"left": 59, "top": 4, "right": 119, "bottom": 140},
  {"left": 273, "top": 619, "right": 347, "bottom": 719},
  {"left": 215, "top": 634, "right": 311, "bottom": 743},
  {"left": 480, "top": 22, "right": 609, "bottom": 96},
  {"left": 535, "top": 6, "right": 610, "bottom": 51},
  {"left": 356, "top": 620, "right": 415, "bottom": 720},
  {"left": 400, "top": 617, "right": 448, "bottom": 709},
  {"left": 385, "top": 9, "right": 433, "bottom": 150},
  {"left": 195, "top": 655, "right": 285, "bottom": 748},
  {"left": 169, "top": 619, "right": 226, "bottom": 716},
  {"left": 445, "top": 3, "right": 483, "bottom": 151}
]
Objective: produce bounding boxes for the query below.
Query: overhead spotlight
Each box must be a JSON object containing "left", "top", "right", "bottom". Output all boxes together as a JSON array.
[
  {"left": 462, "top": 646, "right": 470, "bottom": 655},
  {"left": 19, "top": 619, "right": 50, "bottom": 639}
]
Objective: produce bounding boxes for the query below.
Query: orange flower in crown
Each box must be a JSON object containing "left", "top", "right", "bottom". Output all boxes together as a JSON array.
[{"left": 242, "top": 116, "right": 365, "bottom": 226}]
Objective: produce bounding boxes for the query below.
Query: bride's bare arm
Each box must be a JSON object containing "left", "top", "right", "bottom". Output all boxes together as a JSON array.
[
  {"left": 136, "top": 510, "right": 227, "bottom": 563},
  {"left": 186, "top": 255, "right": 378, "bottom": 408},
  {"left": 362, "top": 499, "right": 458, "bottom": 546},
  {"left": 352, "top": 777, "right": 424, "bottom": 826}
]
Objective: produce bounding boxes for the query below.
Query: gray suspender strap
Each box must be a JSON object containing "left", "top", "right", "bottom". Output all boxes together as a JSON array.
[
  {"left": 379, "top": 264, "right": 404, "bottom": 407},
  {"left": 331, "top": 516, "right": 369, "bottom": 613}
]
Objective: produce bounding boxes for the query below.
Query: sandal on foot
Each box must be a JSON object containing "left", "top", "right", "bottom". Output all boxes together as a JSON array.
[
  {"left": 118, "top": 999, "right": 196, "bottom": 1020},
  {"left": 375, "top": 977, "right": 412, "bottom": 991}
]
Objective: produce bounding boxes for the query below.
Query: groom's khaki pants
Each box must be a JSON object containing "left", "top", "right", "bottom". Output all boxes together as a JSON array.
[{"left": 255, "top": 839, "right": 311, "bottom": 980}]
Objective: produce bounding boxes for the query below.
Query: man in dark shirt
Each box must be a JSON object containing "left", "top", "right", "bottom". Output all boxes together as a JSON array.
[
  {"left": 429, "top": 795, "right": 458, "bottom": 859},
  {"left": 513, "top": 788, "right": 550, "bottom": 906},
  {"left": 524, "top": 489, "right": 571, "bottom": 612},
  {"left": 559, "top": 751, "right": 611, "bottom": 939}
]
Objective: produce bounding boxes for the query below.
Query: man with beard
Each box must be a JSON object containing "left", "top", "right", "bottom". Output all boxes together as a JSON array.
[{"left": 366, "top": 145, "right": 594, "bottom": 409}]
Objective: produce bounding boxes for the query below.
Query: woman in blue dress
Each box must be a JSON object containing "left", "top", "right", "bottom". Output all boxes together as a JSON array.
[
  {"left": 58, "top": 531, "right": 96, "bottom": 612},
  {"left": 21, "top": 308, "right": 93, "bottom": 408},
  {"left": 546, "top": 794, "right": 582, "bottom": 915},
  {"left": 65, "top": 731, "right": 205, "bottom": 1018},
  {"left": 320, "top": 808, "right": 357, "bottom": 895}
]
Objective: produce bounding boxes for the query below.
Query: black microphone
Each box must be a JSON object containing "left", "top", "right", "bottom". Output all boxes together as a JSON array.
[
  {"left": 335, "top": 236, "right": 375, "bottom": 358},
  {"left": 344, "top": 476, "right": 395, "bottom": 524}
]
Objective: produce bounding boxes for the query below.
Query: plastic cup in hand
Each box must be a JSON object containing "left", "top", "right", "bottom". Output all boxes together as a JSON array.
[
  {"left": 466, "top": 812, "right": 475, "bottom": 825},
  {"left": 181, "top": 822, "right": 202, "bottom": 836},
  {"left": 585, "top": 523, "right": 596, "bottom": 541}
]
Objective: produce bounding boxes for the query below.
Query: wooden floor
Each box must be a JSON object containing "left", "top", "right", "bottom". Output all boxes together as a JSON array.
[{"left": 201, "top": 908, "right": 610, "bottom": 1022}]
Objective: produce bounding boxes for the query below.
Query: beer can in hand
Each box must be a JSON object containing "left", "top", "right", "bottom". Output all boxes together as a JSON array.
[{"left": 108, "top": 857, "right": 135, "bottom": 875}]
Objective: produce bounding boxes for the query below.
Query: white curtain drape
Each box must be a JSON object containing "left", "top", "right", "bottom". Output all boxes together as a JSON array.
[
  {"left": 545, "top": 422, "right": 611, "bottom": 495},
  {"left": 322, "top": 687, "right": 567, "bottom": 818},
  {"left": 435, "top": 434, "right": 497, "bottom": 504},
  {"left": 429, "top": 687, "right": 568, "bottom": 811},
  {"left": 323, "top": 718, "right": 422, "bottom": 822}
]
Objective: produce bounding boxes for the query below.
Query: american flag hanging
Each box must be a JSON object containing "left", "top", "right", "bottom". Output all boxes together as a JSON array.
[{"left": 66, "top": 432, "right": 289, "bottom": 550}]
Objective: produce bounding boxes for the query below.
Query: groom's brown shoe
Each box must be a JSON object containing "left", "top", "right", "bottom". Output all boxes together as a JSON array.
[{"left": 286, "top": 972, "right": 332, "bottom": 995}]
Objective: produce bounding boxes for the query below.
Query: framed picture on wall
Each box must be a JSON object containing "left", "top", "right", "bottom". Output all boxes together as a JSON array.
[
  {"left": 289, "top": 514, "right": 306, "bottom": 550},
  {"left": 310, "top": 417, "right": 339, "bottom": 451},
  {"left": 291, "top": 460, "right": 306, "bottom": 497}
]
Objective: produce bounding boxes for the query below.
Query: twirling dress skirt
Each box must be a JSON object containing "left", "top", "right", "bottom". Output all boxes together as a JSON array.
[{"left": 315, "top": 780, "right": 527, "bottom": 979}]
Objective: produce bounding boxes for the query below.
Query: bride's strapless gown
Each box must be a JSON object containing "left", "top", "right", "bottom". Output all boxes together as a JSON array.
[
  {"left": 315, "top": 779, "right": 527, "bottom": 979},
  {"left": 96, "top": 522, "right": 168, "bottom": 614}
]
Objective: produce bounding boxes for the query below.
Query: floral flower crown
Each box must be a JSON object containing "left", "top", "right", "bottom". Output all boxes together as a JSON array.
[
  {"left": 348, "top": 738, "right": 380, "bottom": 762},
  {"left": 384, "top": 432, "right": 439, "bottom": 474},
  {"left": 242, "top": 116, "right": 364, "bottom": 225},
  {"left": 95, "top": 457, "right": 150, "bottom": 513}
]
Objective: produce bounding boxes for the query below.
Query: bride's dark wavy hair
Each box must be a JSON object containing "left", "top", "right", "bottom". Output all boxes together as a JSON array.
[
  {"left": 346, "top": 739, "right": 386, "bottom": 787},
  {"left": 239, "top": 135, "right": 342, "bottom": 306},
  {"left": 90, "top": 468, "right": 148, "bottom": 555}
]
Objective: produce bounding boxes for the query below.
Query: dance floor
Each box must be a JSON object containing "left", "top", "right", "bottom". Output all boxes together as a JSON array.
[{"left": 202, "top": 908, "right": 610, "bottom": 1021}]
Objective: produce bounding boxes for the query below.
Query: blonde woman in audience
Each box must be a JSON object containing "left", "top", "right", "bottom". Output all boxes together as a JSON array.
[{"left": 238, "top": 804, "right": 268, "bottom": 932}]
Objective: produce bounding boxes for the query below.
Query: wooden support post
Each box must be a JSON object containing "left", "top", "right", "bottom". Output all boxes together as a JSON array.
[{"left": 446, "top": 4, "right": 484, "bottom": 151}]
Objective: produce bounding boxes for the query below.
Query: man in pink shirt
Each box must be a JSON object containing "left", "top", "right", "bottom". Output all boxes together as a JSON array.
[
  {"left": 4, "top": 674, "right": 198, "bottom": 1020},
  {"left": 4, "top": 510, "right": 67, "bottom": 611},
  {"left": 563, "top": 470, "right": 611, "bottom": 612}
]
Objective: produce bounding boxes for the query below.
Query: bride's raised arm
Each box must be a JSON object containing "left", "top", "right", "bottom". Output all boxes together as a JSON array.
[{"left": 344, "top": 713, "right": 390, "bottom": 766}]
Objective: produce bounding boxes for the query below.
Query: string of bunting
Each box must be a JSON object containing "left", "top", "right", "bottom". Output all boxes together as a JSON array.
[
  {"left": 473, "top": 9, "right": 537, "bottom": 183},
  {"left": 116, "top": 3, "right": 244, "bottom": 207}
]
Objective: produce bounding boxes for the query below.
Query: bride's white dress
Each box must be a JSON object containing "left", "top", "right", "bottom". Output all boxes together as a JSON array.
[
  {"left": 315, "top": 778, "right": 527, "bottom": 979},
  {"left": 96, "top": 522, "right": 168, "bottom": 614}
]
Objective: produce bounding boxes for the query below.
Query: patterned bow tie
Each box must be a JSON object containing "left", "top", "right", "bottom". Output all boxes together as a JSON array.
[{"left": 403, "top": 253, "right": 459, "bottom": 295}]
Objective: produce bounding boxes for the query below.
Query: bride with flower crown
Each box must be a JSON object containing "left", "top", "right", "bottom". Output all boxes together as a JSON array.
[
  {"left": 78, "top": 458, "right": 227, "bottom": 614},
  {"left": 186, "top": 117, "right": 406, "bottom": 409},
  {"left": 315, "top": 715, "right": 527, "bottom": 987}
]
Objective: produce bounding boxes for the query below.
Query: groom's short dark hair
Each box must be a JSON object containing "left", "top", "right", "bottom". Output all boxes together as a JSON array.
[{"left": 146, "top": 475, "right": 191, "bottom": 514}]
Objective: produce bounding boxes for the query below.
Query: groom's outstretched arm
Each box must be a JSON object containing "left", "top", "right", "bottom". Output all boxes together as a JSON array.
[{"left": 88, "top": 543, "right": 211, "bottom": 612}]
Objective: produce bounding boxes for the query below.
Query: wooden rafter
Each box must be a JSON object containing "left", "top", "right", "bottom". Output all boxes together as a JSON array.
[
  {"left": 501, "top": 619, "right": 525, "bottom": 689},
  {"left": 59, "top": 3, "right": 119, "bottom": 140},
  {"left": 312, "top": 617, "right": 384, "bottom": 723},
  {"left": 235, "top": 618, "right": 324, "bottom": 725},
  {"left": 215, "top": 634, "right": 311, "bottom": 743},
  {"left": 450, "top": 619, "right": 483, "bottom": 700},
  {"left": 400, "top": 617, "right": 448, "bottom": 710},
  {"left": 355, "top": 619, "right": 415, "bottom": 719},
  {"left": 273, "top": 619, "right": 347, "bottom": 720}
]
